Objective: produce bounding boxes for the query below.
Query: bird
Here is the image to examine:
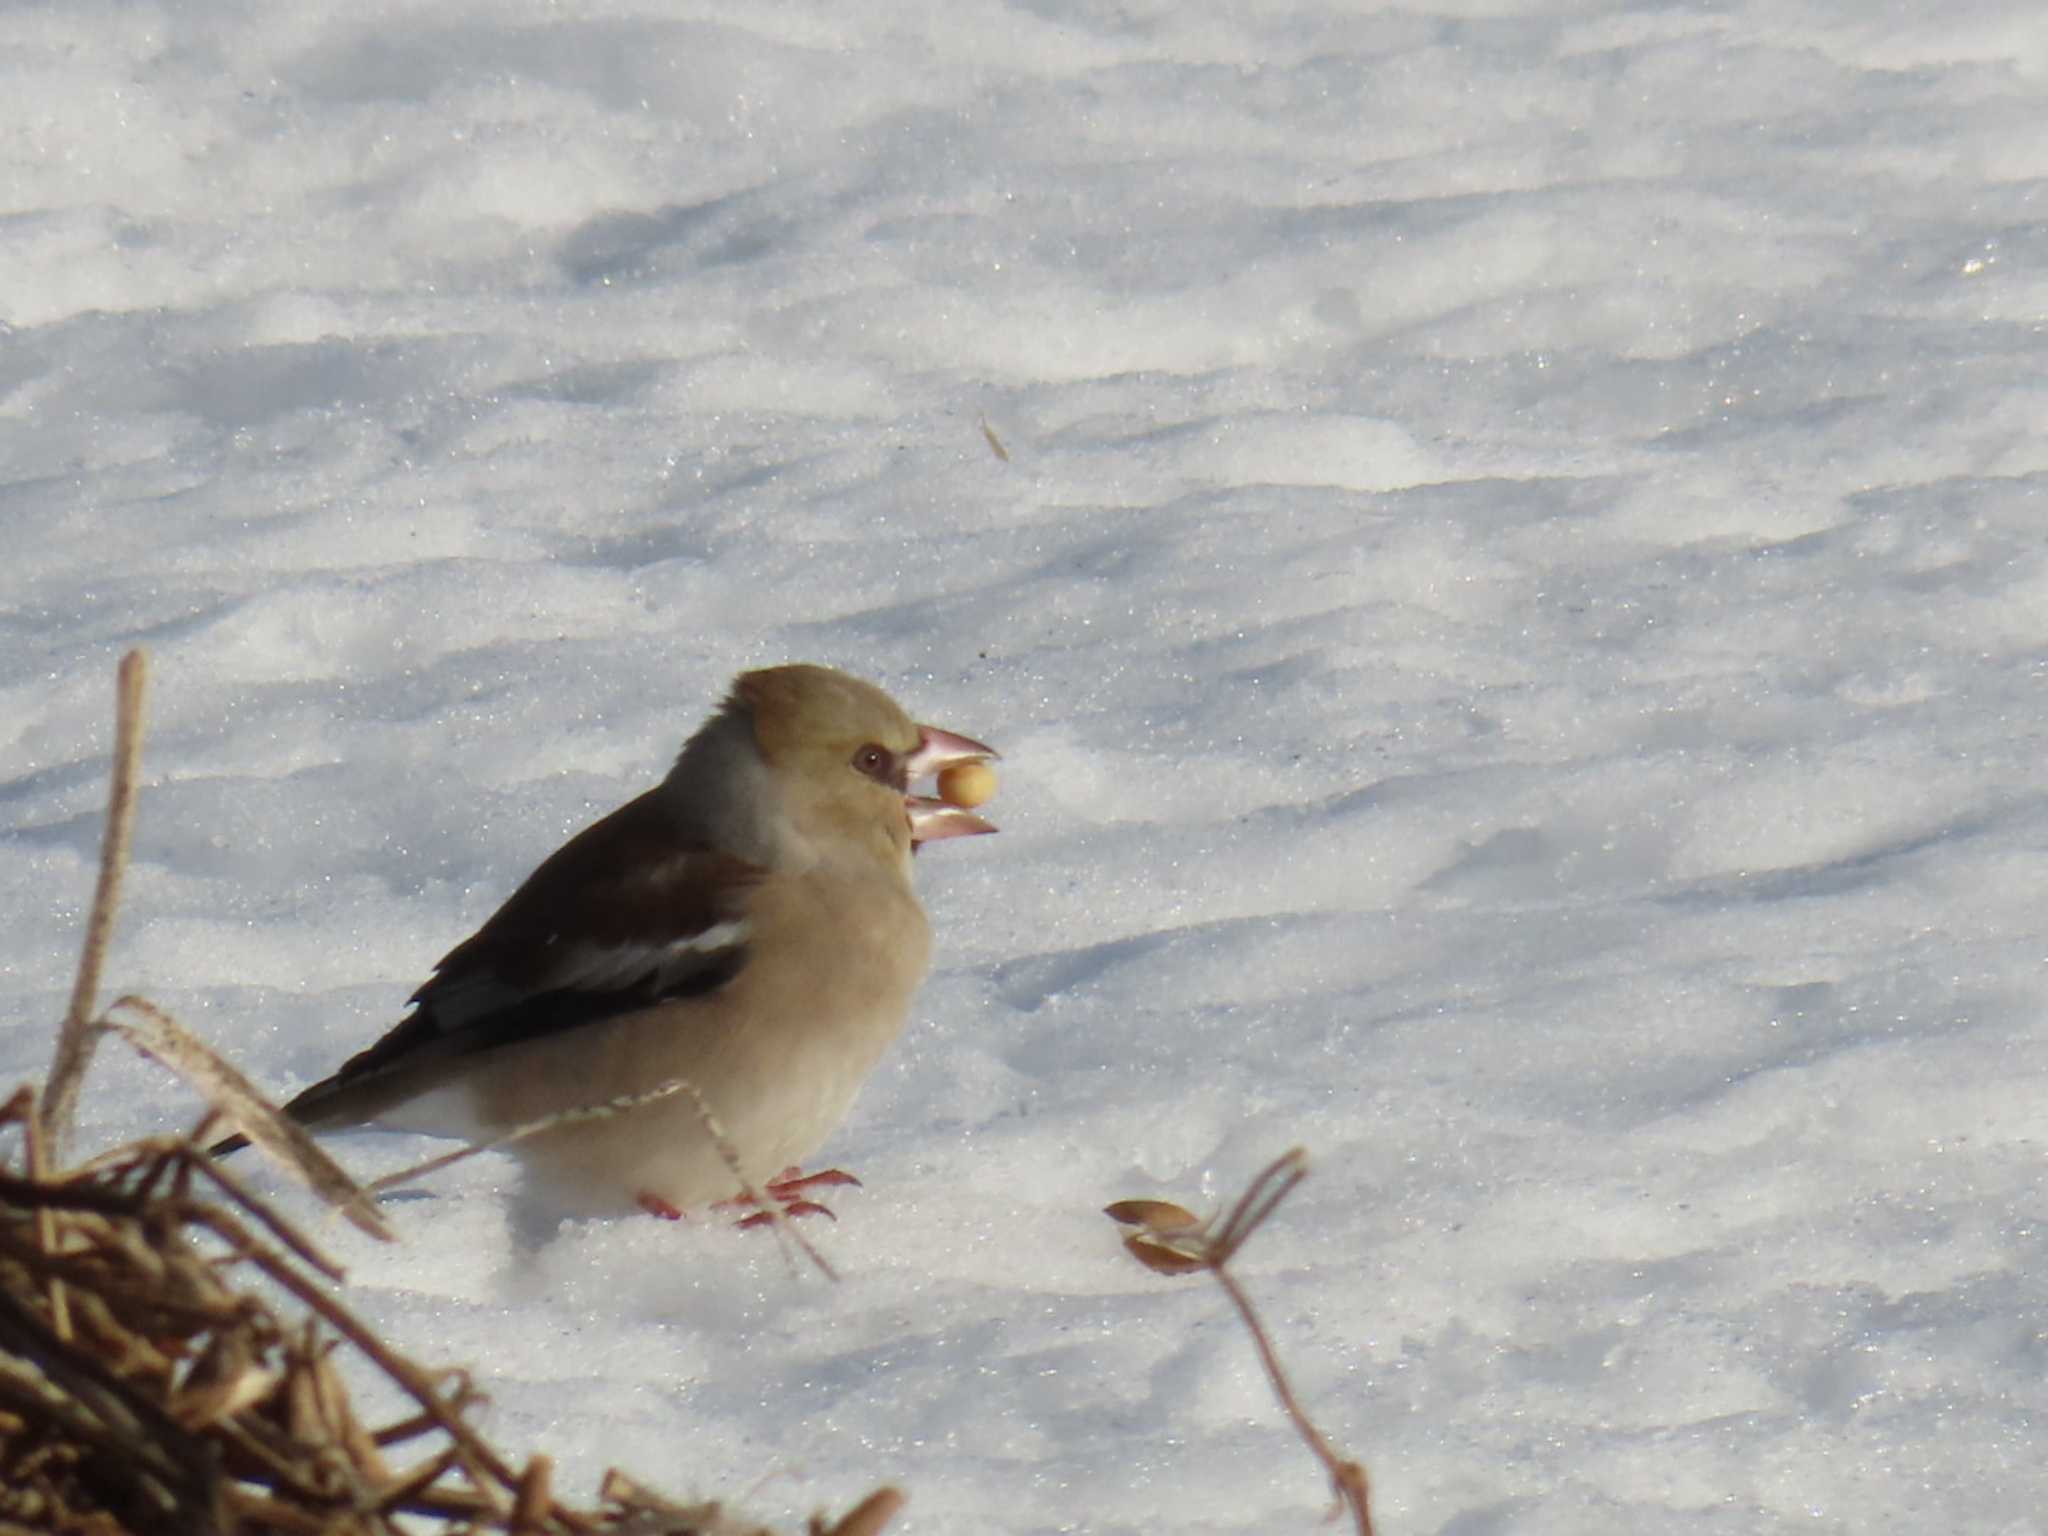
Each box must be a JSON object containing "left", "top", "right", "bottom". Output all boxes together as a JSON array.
[{"left": 213, "top": 663, "right": 997, "bottom": 1223}]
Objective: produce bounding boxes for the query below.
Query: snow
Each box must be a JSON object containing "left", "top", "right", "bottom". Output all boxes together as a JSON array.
[{"left": 4, "top": 1, "right": 2046, "bottom": 1531}]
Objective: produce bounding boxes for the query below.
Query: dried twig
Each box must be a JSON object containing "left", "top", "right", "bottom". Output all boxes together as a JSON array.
[
  {"left": 1106, "top": 1149, "right": 1374, "bottom": 1536},
  {"left": 45, "top": 648, "right": 149, "bottom": 1159},
  {"left": 99, "top": 996, "right": 391, "bottom": 1243}
]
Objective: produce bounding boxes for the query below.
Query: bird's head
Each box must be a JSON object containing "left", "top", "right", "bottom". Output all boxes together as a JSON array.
[{"left": 726, "top": 664, "right": 997, "bottom": 869}]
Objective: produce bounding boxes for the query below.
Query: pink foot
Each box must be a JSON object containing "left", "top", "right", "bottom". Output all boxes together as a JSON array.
[
  {"left": 766, "top": 1166, "right": 863, "bottom": 1200},
  {"left": 638, "top": 1168, "right": 864, "bottom": 1227},
  {"left": 719, "top": 1166, "right": 863, "bottom": 1227}
]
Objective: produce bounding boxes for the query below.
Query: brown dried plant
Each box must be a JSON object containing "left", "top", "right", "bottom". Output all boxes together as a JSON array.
[{"left": 1107, "top": 1149, "right": 1376, "bottom": 1536}]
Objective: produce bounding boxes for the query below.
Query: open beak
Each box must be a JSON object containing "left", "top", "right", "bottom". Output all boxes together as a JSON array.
[{"left": 904, "top": 725, "right": 999, "bottom": 845}]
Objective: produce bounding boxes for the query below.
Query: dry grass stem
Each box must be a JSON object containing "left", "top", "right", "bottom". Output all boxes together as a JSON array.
[
  {"left": 45, "top": 648, "right": 149, "bottom": 1161},
  {"left": 1107, "top": 1149, "right": 1375, "bottom": 1536},
  {"left": 100, "top": 995, "right": 391, "bottom": 1243}
]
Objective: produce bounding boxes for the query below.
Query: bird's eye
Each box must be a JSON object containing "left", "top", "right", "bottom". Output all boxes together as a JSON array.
[{"left": 851, "top": 743, "right": 893, "bottom": 781}]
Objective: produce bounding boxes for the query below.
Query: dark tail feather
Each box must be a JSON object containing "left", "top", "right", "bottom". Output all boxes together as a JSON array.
[{"left": 209, "top": 1130, "right": 251, "bottom": 1157}]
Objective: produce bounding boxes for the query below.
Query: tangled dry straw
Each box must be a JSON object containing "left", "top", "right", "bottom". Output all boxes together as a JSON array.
[
  {"left": 0, "top": 1084, "right": 913, "bottom": 1535},
  {"left": 0, "top": 651, "right": 901, "bottom": 1536}
]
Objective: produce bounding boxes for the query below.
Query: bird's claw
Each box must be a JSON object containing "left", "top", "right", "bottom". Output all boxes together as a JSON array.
[{"left": 638, "top": 1167, "right": 863, "bottom": 1227}]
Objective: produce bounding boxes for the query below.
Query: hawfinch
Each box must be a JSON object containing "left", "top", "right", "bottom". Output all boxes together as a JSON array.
[{"left": 216, "top": 664, "right": 995, "bottom": 1221}]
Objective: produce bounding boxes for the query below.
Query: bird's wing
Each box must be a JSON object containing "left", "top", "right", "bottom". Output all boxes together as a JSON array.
[{"left": 284, "top": 787, "right": 763, "bottom": 1128}]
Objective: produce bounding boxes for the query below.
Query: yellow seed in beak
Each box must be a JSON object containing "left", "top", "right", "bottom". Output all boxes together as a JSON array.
[{"left": 937, "top": 760, "right": 998, "bottom": 809}]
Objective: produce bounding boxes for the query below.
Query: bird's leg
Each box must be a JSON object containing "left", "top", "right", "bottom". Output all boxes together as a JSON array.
[{"left": 637, "top": 1190, "right": 687, "bottom": 1221}]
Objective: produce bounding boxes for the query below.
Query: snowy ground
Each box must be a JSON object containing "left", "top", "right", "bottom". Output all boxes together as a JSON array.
[{"left": 4, "top": 1, "right": 2047, "bottom": 1531}]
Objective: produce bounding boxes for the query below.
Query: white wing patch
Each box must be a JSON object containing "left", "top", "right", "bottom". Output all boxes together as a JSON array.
[{"left": 547, "top": 920, "right": 752, "bottom": 993}]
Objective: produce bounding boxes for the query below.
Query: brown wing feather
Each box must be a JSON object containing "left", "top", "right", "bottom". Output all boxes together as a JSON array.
[{"left": 261, "top": 787, "right": 763, "bottom": 1136}]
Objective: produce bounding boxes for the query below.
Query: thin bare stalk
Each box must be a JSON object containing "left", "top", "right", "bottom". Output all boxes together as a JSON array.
[
  {"left": 1210, "top": 1263, "right": 1373, "bottom": 1536},
  {"left": 45, "top": 648, "right": 149, "bottom": 1159},
  {"left": 11, "top": 1085, "right": 73, "bottom": 1342},
  {"left": 101, "top": 995, "right": 392, "bottom": 1242},
  {"left": 1209, "top": 1146, "right": 1309, "bottom": 1262},
  {"left": 1106, "top": 1148, "right": 1374, "bottom": 1536}
]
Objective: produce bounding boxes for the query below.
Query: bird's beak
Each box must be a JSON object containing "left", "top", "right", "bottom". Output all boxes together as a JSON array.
[{"left": 905, "top": 725, "right": 999, "bottom": 844}]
